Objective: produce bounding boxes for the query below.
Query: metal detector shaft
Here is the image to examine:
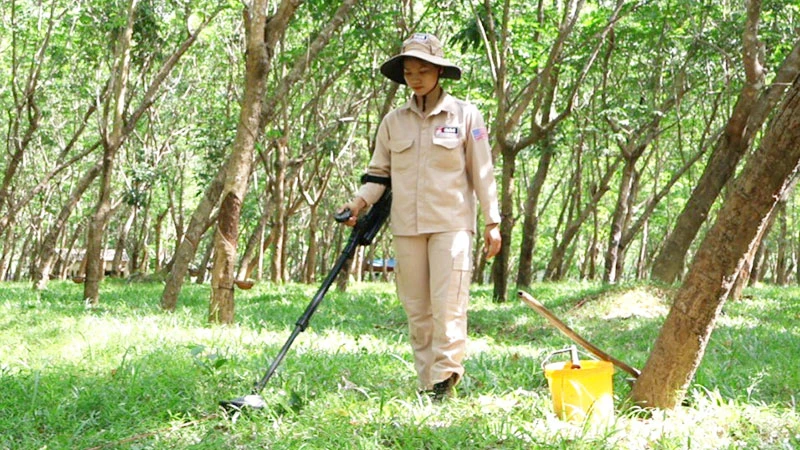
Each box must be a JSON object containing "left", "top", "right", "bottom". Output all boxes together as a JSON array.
[
  {"left": 251, "top": 231, "right": 362, "bottom": 394},
  {"left": 249, "top": 186, "right": 392, "bottom": 395}
]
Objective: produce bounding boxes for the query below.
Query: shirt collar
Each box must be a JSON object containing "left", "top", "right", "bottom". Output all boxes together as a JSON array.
[{"left": 401, "top": 91, "right": 457, "bottom": 117}]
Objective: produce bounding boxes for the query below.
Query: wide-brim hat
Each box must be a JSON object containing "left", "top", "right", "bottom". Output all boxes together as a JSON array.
[{"left": 380, "top": 33, "right": 462, "bottom": 85}]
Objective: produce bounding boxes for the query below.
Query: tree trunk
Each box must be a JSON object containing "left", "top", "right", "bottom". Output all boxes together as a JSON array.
[
  {"left": 16, "top": 230, "right": 35, "bottom": 281},
  {"left": 516, "top": 145, "right": 553, "bottom": 287},
  {"left": 32, "top": 162, "right": 102, "bottom": 289},
  {"left": 749, "top": 237, "right": 767, "bottom": 285},
  {"left": 112, "top": 207, "right": 136, "bottom": 278},
  {"left": 132, "top": 194, "right": 152, "bottom": 273},
  {"left": 731, "top": 178, "right": 795, "bottom": 297},
  {"left": 650, "top": 11, "right": 800, "bottom": 283},
  {"left": 195, "top": 236, "right": 215, "bottom": 284},
  {"left": 161, "top": 169, "right": 224, "bottom": 310},
  {"left": 775, "top": 204, "right": 789, "bottom": 285},
  {"left": 303, "top": 204, "right": 320, "bottom": 283},
  {"left": 580, "top": 210, "right": 600, "bottom": 280},
  {"left": 236, "top": 205, "right": 271, "bottom": 281},
  {"left": 269, "top": 139, "right": 288, "bottom": 283},
  {"left": 0, "top": 0, "right": 50, "bottom": 237},
  {"left": 491, "top": 150, "right": 516, "bottom": 302},
  {"left": 84, "top": 0, "right": 138, "bottom": 304},
  {"left": 208, "top": 0, "right": 297, "bottom": 324},
  {"left": 153, "top": 209, "right": 168, "bottom": 273},
  {"left": 545, "top": 157, "right": 620, "bottom": 280},
  {"left": 636, "top": 218, "right": 649, "bottom": 279},
  {"left": 630, "top": 74, "right": 800, "bottom": 410},
  {"left": 796, "top": 228, "right": 800, "bottom": 286},
  {"left": 604, "top": 159, "right": 636, "bottom": 283},
  {"left": 0, "top": 226, "right": 16, "bottom": 281},
  {"left": 58, "top": 223, "right": 85, "bottom": 279}
]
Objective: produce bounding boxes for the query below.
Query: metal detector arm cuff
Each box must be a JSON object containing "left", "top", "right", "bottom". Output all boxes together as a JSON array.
[
  {"left": 360, "top": 174, "right": 391, "bottom": 187},
  {"left": 355, "top": 174, "right": 390, "bottom": 207}
]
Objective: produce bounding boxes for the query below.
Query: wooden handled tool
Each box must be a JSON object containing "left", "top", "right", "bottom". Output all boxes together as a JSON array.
[{"left": 518, "top": 290, "right": 641, "bottom": 378}]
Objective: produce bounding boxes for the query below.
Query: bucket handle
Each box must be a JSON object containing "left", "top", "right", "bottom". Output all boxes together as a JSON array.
[{"left": 542, "top": 345, "right": 595, "bottom": 371}]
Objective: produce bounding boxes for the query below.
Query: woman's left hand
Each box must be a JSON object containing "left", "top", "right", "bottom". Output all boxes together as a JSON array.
[{"left": 484, "top": 223, "right": 502, "bottom": 259}]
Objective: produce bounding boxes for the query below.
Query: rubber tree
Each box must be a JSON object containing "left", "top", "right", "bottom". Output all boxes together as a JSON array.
[
  {"left": 471, "top": 0, "right": 628, "bottom": 301},
  {"left": 83, "top": 0, "right": 140, "bottom": 304},
  {"left": 650, "top": 0, "right": 800, "bottom": 284},
  {"left": 83, "top": 2, "right": 219, "bottom": 304},
  {"left": 163, "top": 0, "right": 359, "bottom": 313},
  {"left": 630, "top": 72, "right": 800, "bottom": 409}
]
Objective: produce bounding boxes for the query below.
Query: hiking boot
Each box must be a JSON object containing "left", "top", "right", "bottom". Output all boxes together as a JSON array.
[{"left": 431, "top": 374, "right": 457, "bottom": 402}]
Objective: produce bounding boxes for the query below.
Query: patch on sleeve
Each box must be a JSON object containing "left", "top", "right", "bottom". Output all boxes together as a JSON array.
[{"left": 471, "top": 127, "right": 489, "bottom": 141}]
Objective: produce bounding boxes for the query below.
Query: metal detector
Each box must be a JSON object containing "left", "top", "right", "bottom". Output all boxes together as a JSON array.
[{"left": 220, "top": 177, "right": 391, "bottom": 412}]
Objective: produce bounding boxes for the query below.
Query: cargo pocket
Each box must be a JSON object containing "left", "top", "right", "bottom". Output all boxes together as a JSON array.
[
  {"left": 431, "top": 137, "right": 463, "bottom": 171},
  {"left": 389, "top": 139, "right": 414, "bottom": 172},
  {"left": 448, "top": 248, "right": 473, "bottom": 310}
]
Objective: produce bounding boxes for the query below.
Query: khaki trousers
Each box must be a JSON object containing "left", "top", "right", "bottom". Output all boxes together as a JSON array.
[{"left": 393, "top": 231, "right": 473, "bottom": 390}]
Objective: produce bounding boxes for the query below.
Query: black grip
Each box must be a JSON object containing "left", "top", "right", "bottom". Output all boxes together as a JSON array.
[{"left": 334, "top": 208, "right": 352, "bottom": 223}]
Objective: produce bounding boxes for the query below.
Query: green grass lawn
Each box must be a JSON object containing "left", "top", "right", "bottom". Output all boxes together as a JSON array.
[{"left": 0, "top": 279, "right": 798, "bottom": 449}]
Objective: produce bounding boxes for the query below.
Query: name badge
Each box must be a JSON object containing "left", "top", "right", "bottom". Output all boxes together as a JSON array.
[{"left": 435, "top": 126, "right": 459, "bottom": 138}]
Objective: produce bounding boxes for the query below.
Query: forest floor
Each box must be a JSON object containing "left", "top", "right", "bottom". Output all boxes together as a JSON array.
[{"left": 0, "top": 279, "right": 798, "bottom": 449}]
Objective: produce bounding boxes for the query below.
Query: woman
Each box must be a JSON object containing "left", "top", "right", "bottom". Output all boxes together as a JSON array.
[{"left": 339, "top": 33, "right": 501, "bottom": 400}]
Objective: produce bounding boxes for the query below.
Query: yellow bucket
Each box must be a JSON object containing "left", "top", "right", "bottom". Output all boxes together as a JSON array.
[{"left": 544, "top": 358, "right": 614, "bottom": 424}]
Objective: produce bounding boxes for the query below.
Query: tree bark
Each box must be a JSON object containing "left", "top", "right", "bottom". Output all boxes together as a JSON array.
[
  {"left": 236, "top": 193, "right": 274, "bottom": 281},
  {"left": 486, "top": 0, "right": 626, "bottom": 300},
  {"left": 516, "top": 144, "right": 553, "bottom": 287},
  {"left": 491, "top": 153, "right": 516, "bottom": 301},
  {"left": 0, "top": 0, "right": 54, "bottom": 235},
  {"left": 32, "top": 162, "right": 102, "bottom": 289},
  {"left": 730, "top": 177, "right": 797, "bottom": 297},
  {"left": 208, "top": 0, "right": 302, "bottom": 324},
  {"left": 545, "top": 157, "right": 621, "bottom": 280},
  {"left": 774, "top": 204, "right": 789, "bottom": 285},
  {"left": 84, "top": 0, "right": 139, "bottom": 305},
  {"left": 83, "top": 0, "right": 214, "bottom": 303},
  {"left": 269, "top": 139, "right": 288, "bottom": 284},
  {"left": 195, "top": 234, "right": 215, "bottom": 284},
  {"left": 112, "top": 207, "right": 136, "bottom": 277},
  {"left": 650, "top": 8, "right": 800, "bottom": 283},
  {"left": 604, "top": 159, "right": 637, "bottom": 283},
  {"left": 630, "top": 74, "right": 800, "bottom": 409},
  {"left": 161, "top": 169, "right": 224, "bottom": 310}
]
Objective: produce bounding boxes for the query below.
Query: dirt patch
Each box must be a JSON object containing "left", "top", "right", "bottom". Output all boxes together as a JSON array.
[{"left": 571, "top": 285, "right": 673, "bottom": 320}]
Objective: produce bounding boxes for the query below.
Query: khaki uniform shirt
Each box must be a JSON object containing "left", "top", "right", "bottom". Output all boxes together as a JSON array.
[{"left": 357, "top": 92, "right": 501, "bottom": 236}]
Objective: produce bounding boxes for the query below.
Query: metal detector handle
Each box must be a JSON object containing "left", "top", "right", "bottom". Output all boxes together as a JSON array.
[
  {"left": 334, "top": 208, "right": 352, "bottom": 223},
  {"left": 354, "top": 189, "right": 391, "bottom": 246},
  {"left": 294, "top": 186, "right": 391, "bottom": 331}
]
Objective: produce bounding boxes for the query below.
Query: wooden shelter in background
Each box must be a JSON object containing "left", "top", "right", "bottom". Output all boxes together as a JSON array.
[{"left": 55, "top": 249, "right": 130, "bottom": 279}]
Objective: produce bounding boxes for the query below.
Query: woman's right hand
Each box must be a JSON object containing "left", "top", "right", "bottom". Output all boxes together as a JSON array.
[{"left": 335, "top": 197, "right": 367, "bottom": 227}]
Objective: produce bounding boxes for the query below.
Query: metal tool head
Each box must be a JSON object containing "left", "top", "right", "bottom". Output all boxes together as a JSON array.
[{"left": 219, "top": 394, "right": 267, "bottom": 412}]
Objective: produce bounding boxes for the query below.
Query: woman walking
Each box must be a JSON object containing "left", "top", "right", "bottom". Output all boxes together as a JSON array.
[{"left": 339, "top": 33, "right": 501, "bottom": 400}]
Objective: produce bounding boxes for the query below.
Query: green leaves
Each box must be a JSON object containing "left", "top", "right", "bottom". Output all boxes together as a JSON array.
[{"left": 188, "top": 343, "right": 230, "bottom": 373}]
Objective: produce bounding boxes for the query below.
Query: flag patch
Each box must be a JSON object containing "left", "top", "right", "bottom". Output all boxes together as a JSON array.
[{"left": 471, "top": 127, "right": 489, "bottom": 141}]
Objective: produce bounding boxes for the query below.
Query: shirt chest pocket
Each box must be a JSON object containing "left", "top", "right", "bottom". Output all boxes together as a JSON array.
[
  {"left": 431, "top": 137, "right": 464, "bottom": 172},
  {"left": 389, "top": 139, "right": 414, "bottom": 172}
]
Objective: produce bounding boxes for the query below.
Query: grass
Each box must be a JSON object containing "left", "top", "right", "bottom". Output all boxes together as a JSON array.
[{"left": 0, "top": 279, "right": 798, "bottom": 449}]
